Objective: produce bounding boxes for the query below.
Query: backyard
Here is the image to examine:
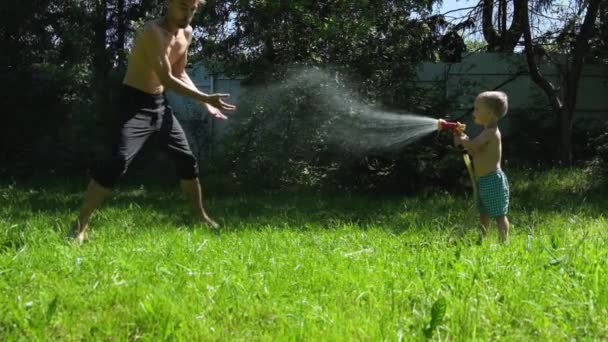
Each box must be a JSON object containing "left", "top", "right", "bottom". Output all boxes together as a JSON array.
[{"left": 1, "top": 168, "right": 606, "bottom": 340}]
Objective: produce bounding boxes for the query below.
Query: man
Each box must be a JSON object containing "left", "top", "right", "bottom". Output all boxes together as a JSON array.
[{"left": 71, "top": 0, "right": 235, "bottom": 244}]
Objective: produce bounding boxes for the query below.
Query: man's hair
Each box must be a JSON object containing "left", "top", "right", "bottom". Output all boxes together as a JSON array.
[{"left": 477, "top": 91, "right": 508, "bottom": 118}]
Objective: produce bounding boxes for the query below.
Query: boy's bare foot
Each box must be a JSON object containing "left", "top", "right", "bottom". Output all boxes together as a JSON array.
[{"left": 69, "top": 220, "right": 89, "bottom": 245}]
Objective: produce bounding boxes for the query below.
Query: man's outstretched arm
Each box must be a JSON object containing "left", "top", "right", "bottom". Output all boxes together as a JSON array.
[
  {"left": 143, "top": 25, "right": 232, "bottom": 110},
  {"left": 171, "top": 45, "right": 233, "bottom": 119}
]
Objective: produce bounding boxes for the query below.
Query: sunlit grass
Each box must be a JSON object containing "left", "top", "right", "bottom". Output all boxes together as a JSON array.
[{"left": 0, "top": 168, "right": 606, "bottom": 340}]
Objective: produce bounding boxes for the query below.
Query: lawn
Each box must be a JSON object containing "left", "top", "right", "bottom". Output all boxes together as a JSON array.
[{"left": 0, "top": 169, "right": 606, "bottom": 340}]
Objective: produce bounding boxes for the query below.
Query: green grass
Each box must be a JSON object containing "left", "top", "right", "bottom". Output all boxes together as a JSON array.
[{"left": 1, "top": 169, "right": 607, "bottom": 340}]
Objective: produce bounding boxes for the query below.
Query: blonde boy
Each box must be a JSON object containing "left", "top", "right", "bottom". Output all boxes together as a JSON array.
[{"left": 455, "top": 91, "right": 510, "bottom": 242}]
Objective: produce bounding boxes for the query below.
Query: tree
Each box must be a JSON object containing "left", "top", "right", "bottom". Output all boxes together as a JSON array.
[
  {"left": 432, "top": 0, "right": 525, "bottom": 53},
  {"left": 440, "top": 0, "right": 606, "bottom": 164},
  {"left": 0, "top": 0, "right": 163, "bottom": 176},
  {"left": 482, "top": 0, "right": 526, "bottom": 52},
  {"left": 193, "top": 0, "right": 460, "bottom": 190},
  {"left": 196, "top": 1, "right": 444, "bottom": 103},
  {"left": 522, "top": 0, "right": 603, "bottom": 164}
]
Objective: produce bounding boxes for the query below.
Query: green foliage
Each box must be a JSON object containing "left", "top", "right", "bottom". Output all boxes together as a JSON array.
[
  {"left": 0, "top": 0, "right": 454, "bottom": 181},
  {"left": 544, "top": 0, "right": 607, "bottom": 61},
  {"left": 1, "top": 0, "right": 603, "bottom": 180},
  {"left": 0, "top": 63, "right": 91, "bottom": 176},
  {"left": 213, "top": 66, "right": 466, "bottom": 192},
  {"left": 424, "top": 297, "right": 447, "bottom": 339},
  {"left": 216, "top": 67, "right": 333, "bottom": 190},
  {"left": 590, "top": 5, "right": 608, "bottom": 64},
  {"left": 465, "top": 40, "right": 488, "bottom": 53},
  {"left": 193, "top": 1, "right": 525, "bottom": 193},
  {"left": 503, "top": 106, "right": 559, "bottom": 166},
  {"left": 504, "top": 106, "right": 607, "bottom": 167},
  {"left": 197, "top": 0, "right": 439, "bottom": 79},
  {"left": 586, "top": 123, "right": 608, "bottom": 187},
  {"left": 0, "top": 0, "right": 164, "bottom": 178}
]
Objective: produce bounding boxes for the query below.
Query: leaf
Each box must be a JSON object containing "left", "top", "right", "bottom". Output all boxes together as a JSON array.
[
  {"left": 423, "top": 297, "right": 447, "bottom": 339},
  {"left": 45, "top": 296, "right": 59, "bottom": 325}
]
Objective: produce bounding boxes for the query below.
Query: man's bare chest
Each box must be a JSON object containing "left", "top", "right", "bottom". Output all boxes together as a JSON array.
[{"left": 163, "top": 35, "right": 188, "bottom": 63}]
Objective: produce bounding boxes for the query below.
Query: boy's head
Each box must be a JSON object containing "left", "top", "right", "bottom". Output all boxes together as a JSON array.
[
  {"left": 166, "top": 0, "right": 205, "bottom": 29},
  {"left": 473, "top": 91, "right": 508, "bottom": 126}
]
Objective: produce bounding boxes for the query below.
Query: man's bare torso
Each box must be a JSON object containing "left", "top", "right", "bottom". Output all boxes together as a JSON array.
[
  {"left": 473, "top": 128, "right": 502, "bottom": 177},
  {"left": 123, "top": 19, "right": 190, "bottom": 95}
]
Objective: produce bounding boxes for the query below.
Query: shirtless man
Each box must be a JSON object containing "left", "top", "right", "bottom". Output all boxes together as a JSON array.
[{"left": 71, "top": 0, "right": 235, "bottom": 244}]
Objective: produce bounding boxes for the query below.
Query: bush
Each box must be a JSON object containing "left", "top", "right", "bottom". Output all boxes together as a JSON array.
[
  {"left": 0, "top": 64, "right": 87, "bottom": 177},
  {"left": 586, "top": 123, "right": 608, "bottom": 188},
  {"left": 501, "top": 106, "right": 558, "bottom": 167},
  {"left": 503, "top": 101, "right": 606, "bottom": 167},
  {"left": 0, "top": 63, "right": 127, "bottom": 179},
  {"left": 212, "top": 66, "right": 469, "bottom": 193}
]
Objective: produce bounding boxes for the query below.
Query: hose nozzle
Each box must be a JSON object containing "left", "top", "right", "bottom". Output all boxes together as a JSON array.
[{"left": 438, "top": 119, "right": 466, "bottom": 135}]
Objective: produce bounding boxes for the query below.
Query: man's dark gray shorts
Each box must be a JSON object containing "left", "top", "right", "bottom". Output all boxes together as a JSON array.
[{"left": 92, "top": 85, "right": 198, "bottom": 188}]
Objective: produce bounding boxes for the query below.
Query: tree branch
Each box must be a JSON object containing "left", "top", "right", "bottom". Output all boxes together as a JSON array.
[
  {"left": 440, "top": 5, "right": 480, "bottom": 17},
  {"left": 565, "top": 0, "right": 601, "bottom": 116},
  {"left": 453, "top": 69, "right": 528, "bottom": 121},
  {"left": 482, "top": 0, "right": 498, "bottom": 49},
  {"left": 521, "top": 0, "right": 562, "bottom": 112}
]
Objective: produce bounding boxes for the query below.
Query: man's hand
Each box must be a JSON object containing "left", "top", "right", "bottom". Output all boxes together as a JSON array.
[
  {"left": 203, "top": 103, "right": 229, "bottom": 120},
  {"left": 205, "top": 94, "right": 236, "bottom": 112}
]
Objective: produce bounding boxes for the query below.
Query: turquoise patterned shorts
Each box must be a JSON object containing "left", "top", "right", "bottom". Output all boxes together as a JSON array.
[{"left": 477, "top": 169, "right": 509, "bottom": 217}]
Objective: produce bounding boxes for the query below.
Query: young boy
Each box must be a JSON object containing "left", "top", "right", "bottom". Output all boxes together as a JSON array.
[{"left": 455, "top": 91, "right": 510, "bottom": 243}]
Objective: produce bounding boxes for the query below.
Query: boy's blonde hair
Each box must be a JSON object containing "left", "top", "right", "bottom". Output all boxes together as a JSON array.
[{"left": 477, "top": 91, "right": 508, "bottom": 118}]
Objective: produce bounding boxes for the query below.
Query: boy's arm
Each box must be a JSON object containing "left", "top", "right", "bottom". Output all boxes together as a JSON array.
[{"left": 455, "top": 129, "right": 495, "bottom": 155}]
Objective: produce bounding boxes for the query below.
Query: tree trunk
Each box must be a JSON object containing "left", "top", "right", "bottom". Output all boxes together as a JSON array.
[
  {"left": 559, "top": 0, "right": 600, "bottom": 165},
  {"left": 522, "top": 0, "right": 601, "bottom": 165},
  {"left": 482, "top": 0, "right": 526, "bottom": 52},
  {"left": 500, "top": 0, "right": 507, "bottom": 38},
  {"left": 559, "top": 107, "right": 573, "bottom": 165},
  {"left": 92, "top": 0, "right": 110, "bottom": 81},
  {"left": 116, "top": 0, "right": 127, "bottom": 69},
  {"left": 482, "top": 0, "right": 498, "bottom": 50},
  {"left": 92, "top": 0, "right": 111, "bottom": 122}
]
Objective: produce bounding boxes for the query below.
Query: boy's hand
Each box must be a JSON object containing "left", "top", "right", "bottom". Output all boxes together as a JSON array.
[
  {"left": 454, "top": 133, "right": 468, "bottom": 146},
  {"left": 202, "top": 103, "right": 229, "bottom": 120}
]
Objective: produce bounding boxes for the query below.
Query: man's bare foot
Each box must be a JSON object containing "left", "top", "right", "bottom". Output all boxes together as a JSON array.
[{"left": 69, "top": 220, "right": 89, "bottom": 245}]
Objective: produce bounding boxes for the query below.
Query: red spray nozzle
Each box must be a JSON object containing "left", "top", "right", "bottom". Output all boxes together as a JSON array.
[{"left": 438, "top": 119, "right": 466, "bottom": 134}]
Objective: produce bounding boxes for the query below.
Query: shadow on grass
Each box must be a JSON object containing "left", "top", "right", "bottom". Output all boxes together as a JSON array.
[
  {"left": 1, "top": 168, "right": 607, "bottom": 237},
  {"left": 2, "top": 179, "right": 452, "bottom": 233}
]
